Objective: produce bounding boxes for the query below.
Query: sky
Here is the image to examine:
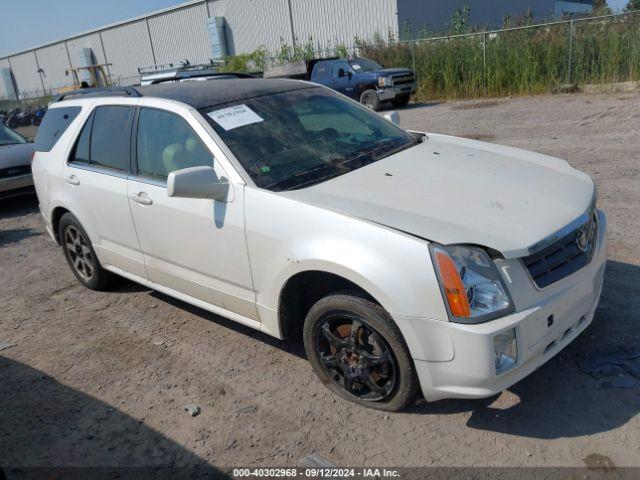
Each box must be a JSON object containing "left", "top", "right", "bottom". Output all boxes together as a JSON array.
[
  {"left": 0, "top": 0, "right": 184, "bottom": 57},
  {"left": 0, "top": 0, "right": 633, "bottom": 57}
]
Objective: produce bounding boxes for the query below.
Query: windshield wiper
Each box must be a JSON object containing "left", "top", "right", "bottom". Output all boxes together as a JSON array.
[
  {"left": 288, "top": 172, "right": 345, "bottom": 190},
  {"left": 263, "top": 162, "right": 343, "bottom": 191},
  {"left": 337, "top": 138, "right": 418, "bottom": 167},
  {"left": 263, "top": 139, "right": 420, "bottom": 192},
  {"left": 374, "top": 139, "right": 420, "bottom": 161}
]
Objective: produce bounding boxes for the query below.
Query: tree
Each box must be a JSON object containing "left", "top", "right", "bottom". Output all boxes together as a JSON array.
[
  {"left": 450, "top": 5, "right": 471, "bottom": 34},
  {"left": 592, "top": 0, "right": 612, "bottom": 14},
  {"left": 625, "top": 0, "right": 640, "bottom": 11}
]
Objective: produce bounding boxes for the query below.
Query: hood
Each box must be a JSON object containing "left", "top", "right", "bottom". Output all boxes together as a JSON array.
[
  {"left": 281, "top": 134, "right": 595, "bottom": 258},
  {"left": 0, "top": 142, "right": 35, "bottom": 169}
]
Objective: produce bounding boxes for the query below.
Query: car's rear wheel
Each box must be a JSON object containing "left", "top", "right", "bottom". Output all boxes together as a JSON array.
[
  {"left": 59, "top": 213, "right": 114, "bottom": 290},
  {"left": 303, "top": 293, "right": 418, "bottom": 411},
  {"left": 359, "top": 89, "right": 381, "bottom": 111}
]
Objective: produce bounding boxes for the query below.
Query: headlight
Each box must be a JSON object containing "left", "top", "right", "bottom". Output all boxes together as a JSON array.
[
  {"left": 378, "top": 76, "right": 392, "bottom": 87},
  {"left": 430, "top": 244, "right": 514, "bottom": 323}
]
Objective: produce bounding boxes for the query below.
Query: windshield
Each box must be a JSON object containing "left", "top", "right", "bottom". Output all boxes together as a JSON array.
[
  {"left": 348, "top": 58, "right": 382, "bottom": 72},
  {"left": 0, "top": 124, "right": 28, "bottom": 146},
  {"left": 201, "top": 87, "right": 418, "bottom": 191}
]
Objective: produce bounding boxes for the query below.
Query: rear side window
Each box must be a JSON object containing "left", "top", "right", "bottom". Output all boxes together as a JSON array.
[
  {"left": 135, "top": 107, "right": 213, "bottom": 180},
  {"left": 90, "top": 106, "right": 133, "bottom": 171},
  {"left": 332, "top": 61, "right": 350, "bottom": 78},
  {"left": 313, "top": 64, "right": 331, "bottom": 81},
  {"left": 70, "top": 112, "right": 93, "bottom": 164},
  {"left": 68, "top": 106, "right": 133, "bottom": 172},
  {"left": 34, "top": 106, "right": 81, "bottom": 152}
]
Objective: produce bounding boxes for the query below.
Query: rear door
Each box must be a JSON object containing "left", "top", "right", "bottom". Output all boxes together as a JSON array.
[
  {"left": 126, "top": 104, "right": 258, "bottom": 321},
  {"left": 62, "top": 102, "right": 147, "bottom": 279}
]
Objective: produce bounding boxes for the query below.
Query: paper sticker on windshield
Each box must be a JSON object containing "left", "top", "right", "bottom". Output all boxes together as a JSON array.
[
  {"left": 207, "top": 104, "right": 263, "bottom": 131},
  {"left": 351, "top": 64, "right": 361, "bottom": 70}
]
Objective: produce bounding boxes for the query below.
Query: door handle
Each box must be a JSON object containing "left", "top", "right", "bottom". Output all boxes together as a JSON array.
[
  {"left": 129, "top": 192, "right": 153, "bottom": 206},
  {"left": 65, "top": 175, "right": 80, "bottom": 186}
]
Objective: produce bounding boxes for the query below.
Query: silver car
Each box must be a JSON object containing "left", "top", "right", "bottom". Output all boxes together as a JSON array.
[{"left": 0, "top": 124, "right": 34, "bottom": 199}]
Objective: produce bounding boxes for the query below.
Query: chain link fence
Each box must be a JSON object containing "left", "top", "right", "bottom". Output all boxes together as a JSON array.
[
  {"left": 206, "top": 9, "right": 640, "bottom": 101},
  {"left": 2, "top": 8, "right": 639, "bottom": 117},
  {"left": 354, "top": 9, "right": 640, "bottom": 99}
]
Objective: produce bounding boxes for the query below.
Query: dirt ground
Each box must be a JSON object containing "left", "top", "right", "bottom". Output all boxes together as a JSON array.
[{"left": 1, "top": 93, "right": 639, "bottom": 471}]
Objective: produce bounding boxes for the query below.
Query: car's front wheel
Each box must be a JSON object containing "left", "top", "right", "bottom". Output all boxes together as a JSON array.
[
  {"left": 303, "top": 293, "right": 418, "bottom": 411},
  {"left": 359, "top": 90, "right": 381, "bottom": 111},
  {"left": 58, "top": 213, "right": 115, "bottom": 290}
]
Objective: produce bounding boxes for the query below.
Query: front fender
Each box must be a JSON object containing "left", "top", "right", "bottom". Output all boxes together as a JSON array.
[{"left": 244, "top": 188, "right": 449, "bottom": 340}]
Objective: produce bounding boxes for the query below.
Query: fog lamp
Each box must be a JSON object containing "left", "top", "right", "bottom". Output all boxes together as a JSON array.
[{"left": 494, "top": 328, "right": 517, "bottom": 375}]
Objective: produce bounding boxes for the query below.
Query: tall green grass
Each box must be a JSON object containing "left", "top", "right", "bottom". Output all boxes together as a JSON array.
[
  {"left": 219, "top": 13, "right": 640, "bottom": 100},
  {"left": 360, "top": 13, "right": 640, "bottom": 100}
]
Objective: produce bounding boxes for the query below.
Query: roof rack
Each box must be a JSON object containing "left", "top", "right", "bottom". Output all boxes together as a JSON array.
[
  {"left": 147, "top": 72, "right": 257, "bottom": 84},
  {"left": 138, "top": 61, "right": 223, "bottom": 75},
  {"left": 51, "top": 86, "right": 142, "bottom": 103}
]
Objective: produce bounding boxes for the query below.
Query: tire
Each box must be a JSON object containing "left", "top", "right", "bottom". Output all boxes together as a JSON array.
[
  {"left": 359, "top": 89, "right": 381, "bottom": 111},
  {"left": 58, "top": 212, "right": 115, "bottom": 290},
  {"left": 392, "top": 95, "right": 411, "bottom": 108},
  {"left": 303, "top": 293, "right": 418, "bottom": 411}
]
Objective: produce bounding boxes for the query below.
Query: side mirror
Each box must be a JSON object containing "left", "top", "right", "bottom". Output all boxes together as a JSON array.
[
  {"left": 167, "top": 166, "right": 232, "bottom": 202},
  {"left": 382, "top": 110, "right": 400, "bottom": 126},
  {"left": 337, "top": 68, "right": 346, "bottom": 78}
]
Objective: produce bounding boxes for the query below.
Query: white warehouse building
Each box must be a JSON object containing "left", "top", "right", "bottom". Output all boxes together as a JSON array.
[{"left": 0, "top": 0, "right": 592, "bottom": 99}]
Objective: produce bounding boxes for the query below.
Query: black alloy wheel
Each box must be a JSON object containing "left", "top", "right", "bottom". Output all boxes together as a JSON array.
[
  {"left": 315, "top": 312, "right": 398, "bottom": 402},
  {"left": 303, "top": 293, "right": 418, "bottom": 411}
]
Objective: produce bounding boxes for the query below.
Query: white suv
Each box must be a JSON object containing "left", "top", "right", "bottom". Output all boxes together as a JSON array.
[{"left": 32, "top": 81, "right": 606, "bottom": 411}]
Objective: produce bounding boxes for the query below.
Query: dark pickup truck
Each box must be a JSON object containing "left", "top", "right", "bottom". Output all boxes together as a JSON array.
[{"left": 264, "top": 58, "right": 416, "bottom": 111}]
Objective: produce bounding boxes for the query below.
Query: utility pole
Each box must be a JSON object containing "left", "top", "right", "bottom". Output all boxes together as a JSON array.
[
  {"left": 33, "top": 50, "right": 46, "bottom": 95},
  {"left": 286, "top": 0, "right": 296, "bottom": 47}
]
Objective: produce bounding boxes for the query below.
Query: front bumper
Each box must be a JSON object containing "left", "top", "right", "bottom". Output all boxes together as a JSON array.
[
  {"left": 411, "top": 209, "right": 607, "bottom": 402},
  {"left": 377, "top": 83, "right": 416, "bottom": 102},
  {"left": 0, "top": 174, "right": 34, "bottom": 199}
]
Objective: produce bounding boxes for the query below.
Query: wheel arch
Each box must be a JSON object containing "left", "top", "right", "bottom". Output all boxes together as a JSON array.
[
  {"left": 276, "top": 266, "right": 394, "bottom": 341},
  {"left": 50, "top": 205, "right": 72, "bottom": 245},
  {"left": 357, "top": 83, "right": 377, "bottom": 96}
]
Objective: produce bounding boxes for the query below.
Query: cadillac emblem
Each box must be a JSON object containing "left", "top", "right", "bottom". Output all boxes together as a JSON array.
[{"left": 576, "top": 223, "right": 590, "bottom": 253}]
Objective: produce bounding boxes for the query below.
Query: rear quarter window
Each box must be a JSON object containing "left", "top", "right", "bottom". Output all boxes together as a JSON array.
[
  {"left": 34, "top": 106, "right": 82, "bottom": 152},
  {"left": 313, "top": 65, "right": 331, "bottom": 82}
]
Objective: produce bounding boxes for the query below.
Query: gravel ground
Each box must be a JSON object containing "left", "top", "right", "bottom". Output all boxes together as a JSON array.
[{"left": 1, "top": 93, "right": 639, "bottom": 471}]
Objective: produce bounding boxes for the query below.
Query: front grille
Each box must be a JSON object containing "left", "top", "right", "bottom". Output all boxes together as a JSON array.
[
  {"left": 522, "top": 212, "right": 598, "bottom": 288},
  {"left": 0, "top": 164, "right": 31, "bottom": 179},
  {"left": 392, "top": 74, "right": 415, "bottom": 86}
]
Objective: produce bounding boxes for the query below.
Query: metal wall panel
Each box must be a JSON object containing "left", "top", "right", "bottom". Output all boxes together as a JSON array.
[
  {"left": 396, "top": 0, "right": 559, "bottom": 37},
  {"left": 100, "top": 20, "right": 155, "bottom": 85},
  {"left": 556, "top": 1, "right": 592, "bottom": 16},
  {"left": 33, "top": 42, "right": 72, "bottom": 92},
  {"left": 66, "top": 33, "right": 108, "bottom": 66},
  {"left": 0, "top": 0, "right": 404, "bottom": 94},
  {"left": 0, "top": 58, "right": 12, "bottom": 98},
  {"left": 290, "top": 0, "right": 398, "bottom": 49},
  {"left": 148, "top": 3, "right": 212, "bottom": 65},
  {"left": 8, "top": 52, "right": 43, "bottom": 97},
  {"left": 207, "top": 0, "right": 293, "bottom": 54}
]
